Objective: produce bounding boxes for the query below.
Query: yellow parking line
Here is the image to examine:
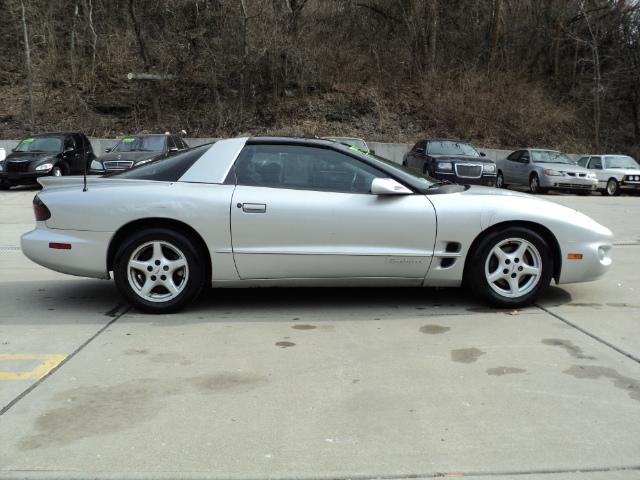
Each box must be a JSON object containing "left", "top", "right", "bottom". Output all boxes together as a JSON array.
[{"left": 0, "top": 353, "right": 66, "bottom": 381}]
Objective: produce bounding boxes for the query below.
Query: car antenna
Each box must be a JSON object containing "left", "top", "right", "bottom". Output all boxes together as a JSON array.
[{"left": 82, "top": 133, "right": 88, "bottom": 192}]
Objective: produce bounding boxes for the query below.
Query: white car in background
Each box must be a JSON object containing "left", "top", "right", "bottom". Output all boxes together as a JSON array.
[
  {"left": 0, "top": 147, "right": 6, "bottom": 162},
  {"left": 577, "top": 154, "right": 640, "bottom": 196}
]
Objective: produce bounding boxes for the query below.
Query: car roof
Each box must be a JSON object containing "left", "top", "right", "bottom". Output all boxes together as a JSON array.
[
  {"left": 526, "top": 148, "right": 561, "bottom": 152},
  {"left": 120, "top": 133, "right": 170, "bottom": 137},
  {"left": 422, "top": 138, "right": 474, "bottom": 143},
  {"left": 24, "top": 132, "right": 80, "bottom": 138}
]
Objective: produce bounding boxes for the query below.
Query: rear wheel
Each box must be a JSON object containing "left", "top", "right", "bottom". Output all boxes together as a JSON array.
[
  {"left": 605, "top": 178, "right": 619, "bottom": 196},
  {"left": 466, "top": 227, "right": 554, "bottom": 308},
  {"left": 113, "top": 228, "right": 206, "bottom": 313}
]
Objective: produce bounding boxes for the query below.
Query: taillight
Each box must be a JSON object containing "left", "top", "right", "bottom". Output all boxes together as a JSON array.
[{"left": 33, "top": 195, "right": 51, "bottom": 221}]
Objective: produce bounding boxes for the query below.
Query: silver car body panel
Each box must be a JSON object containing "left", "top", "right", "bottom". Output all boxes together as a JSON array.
[
  {"left": 21, "top": 140, "right": 613, "bottom": 290},
  {"left": 497, "top": 149, "right": 598, "bottom": 190}
]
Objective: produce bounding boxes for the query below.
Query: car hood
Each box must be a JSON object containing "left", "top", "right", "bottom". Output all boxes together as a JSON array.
[
  {"left": 98, "top": 151, "right": 163, "bottom": 163},
  {"left": 534, "top": 162, "right": 588, "bottom": 173},
  {"left": 5, "top": 152, "right": 57, "bottom": 163},
  {"left": 428, "top": 154, "right": 493, "bottom": 164},
  {"left": 606, "top": 168, "right": 640, "bottom": 175}
]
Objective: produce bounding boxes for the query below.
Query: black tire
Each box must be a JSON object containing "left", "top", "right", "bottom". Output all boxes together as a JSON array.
[
  {"left": 0, "top": 182, "right": 10, "bottom": 190},
  {"left": 496, "top": 171, "right": 505, "bottom": 188},
  {"left": 466, "top": 227, "right": 554, "bottom": 308},
  {"left": 113, "top": 228, "right": 206, "bottom": 313},
  {"left": 604, "top": 178, "right": 619, "bottom": 196},
  {"left": 528, "top": 174, "right": 547, "bottom": 194},
  {"left": 50, "top": 165, "right": 63, "bottom": 177}
]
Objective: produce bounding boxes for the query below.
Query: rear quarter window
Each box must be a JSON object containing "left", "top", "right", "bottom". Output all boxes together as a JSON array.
[{"left": 110, "top": 144, "right": 210, "bottom": 181}]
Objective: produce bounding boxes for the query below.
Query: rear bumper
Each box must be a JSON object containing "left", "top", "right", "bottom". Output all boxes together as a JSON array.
[{"left": 21, "top": 225, "right": 112, "bottom": 279}]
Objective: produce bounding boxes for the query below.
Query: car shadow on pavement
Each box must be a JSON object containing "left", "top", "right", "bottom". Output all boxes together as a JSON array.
[{"left": 0, "top": 279, "right": 573, "bottom": 325}]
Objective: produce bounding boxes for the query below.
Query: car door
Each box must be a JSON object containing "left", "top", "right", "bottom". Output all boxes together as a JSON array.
[
  {"left": 513, "top": 150, "right": 531, "bottom": 185},
  {"left": 62, "top": 136, "right": 81, "bottom": 173},
  {"left": 502, "top": 150, "right": 523, "bottom": 184},
  {"left": 406, "top": 141, "right": 425, "bottom": 170},
  {"left": 587, "top": 156, "right": 606, "bottom": 187},
  {"left": 230, "top": 143, "right": 437, "bottom": 281}
]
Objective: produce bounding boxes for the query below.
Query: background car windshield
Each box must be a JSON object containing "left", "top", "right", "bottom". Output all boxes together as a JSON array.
[
  {"left": 15, "top": 137, "right": 62, "bottom": 153},
  {"left": 114, "top": 136, "right": 165, "bottom": 152},
  {"left": 605, "top": 155, "right": 638, "bottom": 169},
  {"left": 427, "top": 141, "right": 479, "bottom": 156},
  {"left": 367, "top": 153, "right": 435, "bottom": 187},
  {"left": 531, "top": 151, "right": 572, "bottom": 164},
  {"left": 327, "top": 138, "right": 368, "bottom": 151}
]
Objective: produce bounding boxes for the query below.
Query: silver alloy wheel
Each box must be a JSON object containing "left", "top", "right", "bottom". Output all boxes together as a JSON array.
[
  {"left": 530, "top": 175, "right": 539, "bottom": 193},
  {"left": 127, "top": 240, "right": 189, "bottom": 303},
  {"left": 51, "top": 167, "right": 62, "bottom": 177},
  {"left": 606, "top": 179, "right": 618, "bottom": 196},
  {"left": 484, "top": 237, "right": 542, "bottom": 299}
]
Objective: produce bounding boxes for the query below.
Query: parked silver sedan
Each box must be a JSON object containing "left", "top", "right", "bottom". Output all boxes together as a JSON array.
[
  {"left": 576, "top": 154, "right": 640, "bottom": 196},
  {"left": 21, "top": 138, "right": 613, "bottom": 313},
  {"left": 496, "top": 149, "right": 598, "bottom": 195}
]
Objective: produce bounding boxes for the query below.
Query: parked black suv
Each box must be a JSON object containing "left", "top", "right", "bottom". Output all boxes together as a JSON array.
[
  {"left": 402, "top": 139, "right": 497, "bottom": 186},
  {"left": 0, "top": 132, "right": 95, "bottom": 189},
  {"left": 90, "top": 134, "right": 189, "bottom": 174}
]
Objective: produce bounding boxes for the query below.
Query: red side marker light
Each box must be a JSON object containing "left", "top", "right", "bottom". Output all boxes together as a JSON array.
[{"left": 49, "top": 242, "right": 72, "bottom": 250}]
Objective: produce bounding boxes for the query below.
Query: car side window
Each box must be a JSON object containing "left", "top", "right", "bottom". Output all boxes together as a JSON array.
[
  {"left": 507, "top": 150, "right": 522, "bottom": 161},
  {"left": 588, "top": 156, "right": 603, "bottom": 169},
  {"left": 519, "top": 151, "right": 530, "bottom": 163},
  {"left": 577, "top": 157, "right": 589, "bottom": 168},
  {"left": 167, "top": 136, "right": 176, "bottom": 150},
  {"left": 235, "top": 144, "right": 388, "bottom": 194},
  {"left": 64, "top": 136, "right": 76, "bottom": 152}
]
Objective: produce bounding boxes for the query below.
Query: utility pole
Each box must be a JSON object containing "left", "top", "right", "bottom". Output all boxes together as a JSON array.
[{"left": 21, "top": 0, "right": 34, "bottom": 128}]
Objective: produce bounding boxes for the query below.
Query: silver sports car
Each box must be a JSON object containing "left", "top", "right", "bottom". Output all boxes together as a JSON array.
[{"left": 21, "top": 137, "right": 613, "bottom": 313}]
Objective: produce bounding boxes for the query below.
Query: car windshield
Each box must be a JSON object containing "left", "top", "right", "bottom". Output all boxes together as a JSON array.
[
  {"left": 113, "top": 135, "right": 165, "bottom": 152},
  {"left": 427, "top": 141, "right": 479, "bottom": 157},
  {"left": 14, "top": 137, "right": 62, "bottom": 153},
  {"left": 531, "top": 150, "right": 573, "bottom": 164},
  {"left": 605, "top": 155, "right": 638, "bottom": 169}
]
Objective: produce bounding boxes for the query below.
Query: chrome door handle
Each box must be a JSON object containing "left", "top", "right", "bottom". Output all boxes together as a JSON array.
[{"left": 241, "top": 203, "right": 267, "bottom": 213}]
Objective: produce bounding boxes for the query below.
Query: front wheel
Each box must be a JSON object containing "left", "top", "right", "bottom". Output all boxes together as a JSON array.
[
  {"left": 466, "top": 227, "right": 554, "bottom": 308},
  {"left": 496, "top": 171, "right": 505, "bottom": 188},
  {"left": 605, "top": 178, "right": 619, "bottom": 196},
  {"left": 51, "top": 165, "right": 63, "bottom": 177},
  {"left": 528, "top": 174, "right": 547, "bottom": 194},
  {"left": 113, "top": 228, "right": 206, "bottom": 313}
]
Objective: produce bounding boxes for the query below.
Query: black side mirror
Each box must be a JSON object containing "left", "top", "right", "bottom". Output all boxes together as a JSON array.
[
  {"left": 480, "top": 152, "right": 486, "bottom": 157},
  {"left": 105, "top": 148, "right": 112, "bottom": 153},
  {"left": 169, "top": 147, "right": 179, "bottom": 153},
  {"left": 415, "top": 148, "right": 424, "bottom": 154},
  {"left": 64, "top": 146, "right": 74, "bottom": 153}
]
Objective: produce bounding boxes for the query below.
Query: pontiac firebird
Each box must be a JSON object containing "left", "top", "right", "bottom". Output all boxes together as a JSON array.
[{"left": 21, "top": 137, "right": 613, "bottom": 313}]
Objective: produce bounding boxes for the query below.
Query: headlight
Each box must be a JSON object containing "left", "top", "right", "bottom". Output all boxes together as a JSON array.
[
  {"left": 35, "top": 163, "right": 53, "bottom": 171},
  {"left": 586, "top": 172, "right": 597, "bottom": 179},
  {"left": 483, "top": 163, "right": 496, "bottom": 174},
  {"left": 0, "top": 161, "right": 4, "bottom": 172},
  {"left": 90, "top": 160, "right": 104, "bottom": 171},
  {"left": 543, "top": 168, "right": 564, "bottom": 176},
  {"left": 437, "top": 161, "right": 453, "bottom": 171}
]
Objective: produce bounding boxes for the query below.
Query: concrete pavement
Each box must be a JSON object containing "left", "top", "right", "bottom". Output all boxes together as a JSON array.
[{"left": 0, "top": 187, "right": 639, "bottom": 480}]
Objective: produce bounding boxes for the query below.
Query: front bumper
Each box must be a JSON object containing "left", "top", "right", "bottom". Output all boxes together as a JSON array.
[
  {"left": 0, "top": 171, "right": 50, "bottom": 185},
  {"left": 21, "top": 224, "right": 112, "bottom": 279},
  {"left": 434, "top": 171, "right": 496, "bottom": 186},
  {"left": 620, "top": 180, "right": 640, "bottom": 191},
  {"left": 540, "top": 175, "right": 597, "bottom": 191},
  {"left": 557, "top": 239, "right": 612, "bottom": 284}
]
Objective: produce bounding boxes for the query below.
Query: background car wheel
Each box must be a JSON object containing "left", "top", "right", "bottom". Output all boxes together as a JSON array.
[
  {"left": 466, "top": 227, "right": 554, "bottom": 308},
  {"left": 528, "top": 174, "right": 547, "bottom": 194},
  {"left": 51, "top": 166, "right": 63, "bottom": 177},
  {"left": 605, "top": 178, "right": 619, "bottom": 196},
  {"left": 0, "top": 182, "right": 10, "bottom": 190},
  {"left": 113, "top": 228, "right": 206, "bottom": 313},
  {"left": 496, "top": 171, "right": 505, "bottom": 188}
]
